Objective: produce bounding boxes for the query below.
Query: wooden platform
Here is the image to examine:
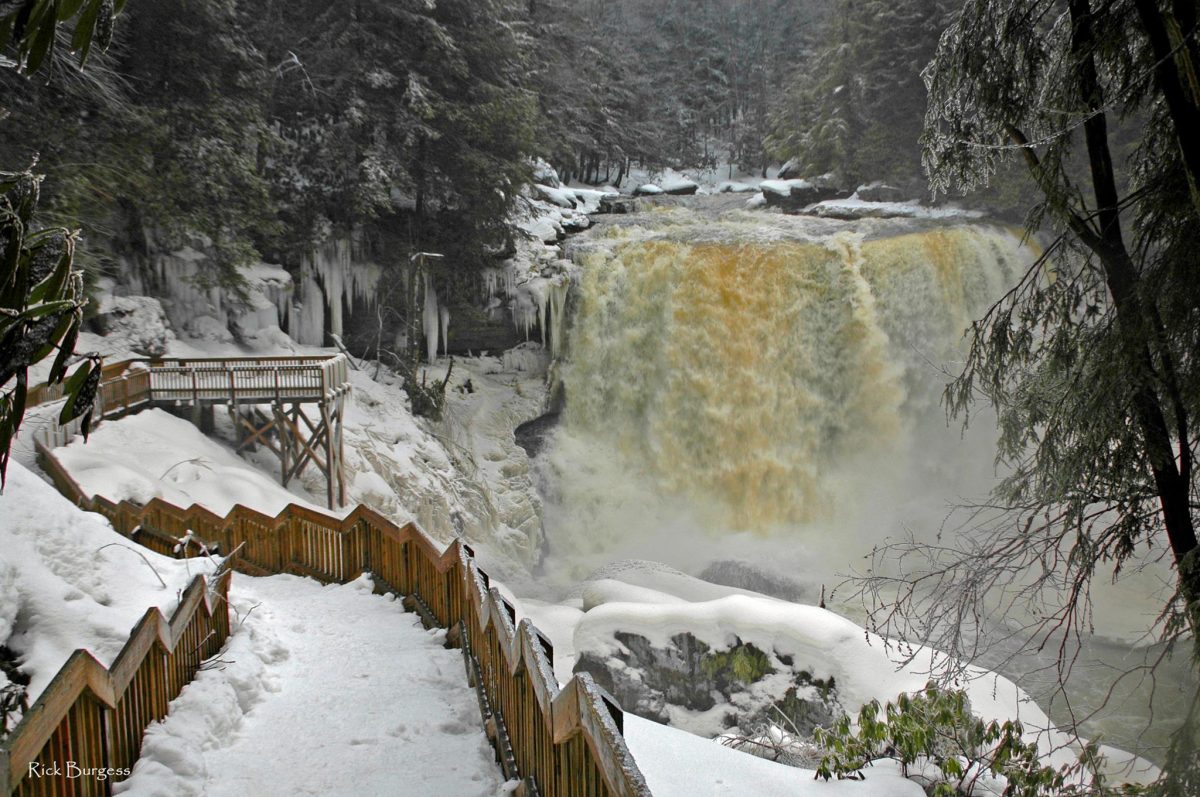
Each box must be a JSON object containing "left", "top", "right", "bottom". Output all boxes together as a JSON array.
[{"left": 32, "top": 355, "right": 352, "bottom": 508}]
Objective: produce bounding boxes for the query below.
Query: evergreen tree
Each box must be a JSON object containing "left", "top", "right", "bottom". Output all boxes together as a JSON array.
[
  {"left": 861, "top": 0, "right": 1200, "bottom": 788},
  {"left": 769, "top": 0, "right": 951, "bottom": 187}
]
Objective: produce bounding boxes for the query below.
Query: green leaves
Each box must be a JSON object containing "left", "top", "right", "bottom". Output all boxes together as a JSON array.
[
  {"left": 812, "top": 682, "right": 1131, "bottom": 795},
  {"left": 1, "top": 0, "right": 123, "bottom": 73},
  {"left": 0, "top": 166, "right": 95, "bottom": 487}
]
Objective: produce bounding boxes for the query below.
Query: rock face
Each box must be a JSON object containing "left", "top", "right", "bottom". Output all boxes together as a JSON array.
[
  {"left": 575, "top": 631, "right": 841, "bottom": 736},
  {"left": 514, "top": 410, "right": 561, "bottom": 458},
  {"left": 445, "top": 302, "right": 524, "bottom": 355}
]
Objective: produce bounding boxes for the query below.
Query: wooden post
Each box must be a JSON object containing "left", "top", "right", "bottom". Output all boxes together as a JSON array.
[
  {"left": 320, "top": 400, "right": 335, "bottom": 509},
  {"left": 274, "top": 403, "right": 290, "bottom": 486}
]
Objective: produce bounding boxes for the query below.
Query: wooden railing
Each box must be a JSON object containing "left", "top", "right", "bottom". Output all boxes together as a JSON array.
[
  {"left": 19, "top": 353, "right": 652, "bottom": 797},
  {"left": 33, "top": 442, "right": 651, "bottom": 796},
  {"left": 27, "top": 355, "right": 349, "bottom": 422},
  {"left": 0, "top": 571, "right": 232, "bottom": 796}
]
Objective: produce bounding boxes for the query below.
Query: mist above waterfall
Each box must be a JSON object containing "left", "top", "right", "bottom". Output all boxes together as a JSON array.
[{"left": 538, "top": 206, "right": 1034, "bottom": 593}]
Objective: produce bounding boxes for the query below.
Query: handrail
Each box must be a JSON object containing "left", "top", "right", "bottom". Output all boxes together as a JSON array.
[
  {"left": 19, "top": 356, "right": 652, "bottom": 797},
  {"left": 0, "top": 571, "right": 232, "bottom": 795},
  {"left": 25, "top": 355, "right": 351, "bottom": 414}
]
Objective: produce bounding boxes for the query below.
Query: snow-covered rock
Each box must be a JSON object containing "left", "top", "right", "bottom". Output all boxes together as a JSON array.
[
  {"left": 571, "top": 587, "right": 1076, "bottom": 767},
  {"left": 658, "top": 172, "right": 700, "bottom": 196},
  {"left": 534, "top": 183, "right": 578, "bottom": 209},
  {"left": 531, "top": 157, "right": 562, "bottom": 188},
  {"left": 854, "top": 182, "right": 908, "bottom": 203},
  {"left": 805, "top": 198, "right": 984, "bottom": 221},
  {"left": 93, "top": 295, "right": 175, "bottom": 357},
  {"left": 633, "top": 183, "right": 664, "bottom": 196}
]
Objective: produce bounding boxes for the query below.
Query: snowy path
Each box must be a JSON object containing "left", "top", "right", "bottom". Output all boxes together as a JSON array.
[{"left": 116, "top": 573, "right": 506, "bottom": 797}]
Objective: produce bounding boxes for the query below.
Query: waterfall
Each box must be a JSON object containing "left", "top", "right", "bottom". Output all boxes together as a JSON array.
[
  {"left": 542, "top": 211, "right": 1034, "bottom": 582},
  {"left": 539, "top": 206, "right": 1186, "bottom": 760}
]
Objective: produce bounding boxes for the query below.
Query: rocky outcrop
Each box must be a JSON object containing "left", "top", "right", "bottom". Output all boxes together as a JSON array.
[
  {"left": 575, "top": 631, "right": 841, "bottom": 736},
  {"left": 514, "top": 410, "right": 561, "bottom": 458},
  {"left": 445, "top": 302, "right": 524, "bottom": 355}
]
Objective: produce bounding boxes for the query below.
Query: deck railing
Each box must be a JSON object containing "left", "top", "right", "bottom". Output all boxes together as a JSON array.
[
  {"left": 16, "top": 356, "right": 652, "bottom": 797},
  {"left": 0, "top": 571, "right": 232, "bottom": 796},
  {"left": 27, "top": 355, "right": 349, "bottom": 419}
]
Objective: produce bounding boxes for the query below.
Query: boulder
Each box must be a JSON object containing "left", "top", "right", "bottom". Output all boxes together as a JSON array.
[
  {"left": 532, "top": 158, "right": 562, "bottom": 188},
  {"left": 534, "top": 183, "right": 578, "bottom": 209},
  {"left": 659, "top": 175, "right": 699, "bottom": 195},
  {"left": 759, "top": 177, "right": 847, "bottom": 211},
  {"left": 776, "top": 158, "right": 803, "bottom": 180},
  {"left": 632, "top": 183, "right": 664, "bottom": 196},
  {"left": 597, "top": 195, "right": 643, "bottom": 214}
]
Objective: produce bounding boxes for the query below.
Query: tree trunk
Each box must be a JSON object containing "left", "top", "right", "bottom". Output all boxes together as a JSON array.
[
  {"left": 1067, "top": 0, "right": 1199, "bottom": 618},
  {"left": 1132, "top": 0, "right": 1200, "bottom": 216}
]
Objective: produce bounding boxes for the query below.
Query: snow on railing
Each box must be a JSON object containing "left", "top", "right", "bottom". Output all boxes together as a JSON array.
[
  {"left": 0, "top": 571, "right": 232, "bottom": 796},
  {"left": 19, "top": 356, "right": 652, "bottom": 797}
]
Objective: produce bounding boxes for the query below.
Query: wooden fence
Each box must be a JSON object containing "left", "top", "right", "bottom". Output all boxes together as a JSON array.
[
  {"left": 0, "top": 571, "right": 232, "bottom": 796},
  {"left": 16, "top": 357, "right": 652, "bottom": 797}
]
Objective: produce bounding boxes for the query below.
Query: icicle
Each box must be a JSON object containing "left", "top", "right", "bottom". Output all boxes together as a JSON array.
[
  {"left": 439, "top": 305, "right": 450, "bottom": 357},
  {"left": 548, "top": 278, "right": 569, "bottom": 359},
  {"left": 423, "top": 274, "right": 440, "bottom": 363}
]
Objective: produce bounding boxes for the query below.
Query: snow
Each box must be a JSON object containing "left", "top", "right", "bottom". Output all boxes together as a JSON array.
[
  {"left": 534, "top": 183, "right": 578, "bottom": 209},
  {"left": 114, "top": 573, "right": 506, "bottom": 797},
  {"left": 53, "top": 408, "right": 338, "bottom": 517},
  {"left": 759, "top": 178, "right": 812, "bottom": 196},
  {"left": 634, "top": 183, "right": 664, "bottom": 195},
  {"left": 573, "top": 591, "right": 1078, "bottom": 768},
  {"left": 807, "top": 198, "right": 984, "bottom": 220},
  {"left": 658, "top": 171, "right": 699, "bottom": 194},
  {"left": 569, "top": 187, "right": 618, "bottom": 213},
  {"left": 625, "top": 714, "right": 924, "bottom": 797},
  {"left": 0, "top": 462, "right": 198, "bottom": 717}
]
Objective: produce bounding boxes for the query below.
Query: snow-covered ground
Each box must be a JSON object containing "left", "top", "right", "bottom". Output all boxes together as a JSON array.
[
  {"left": 114, "top": 574, "right": 507, "bottom": 797},
  {"left": 55, "top": 408, "right": 339, "bottom": 517},
  {"left": 0, "top": 462, "right": 200, "bottom": 715},
  {"left": 625, "top": 715, "right": 923, "bottom": 797}
]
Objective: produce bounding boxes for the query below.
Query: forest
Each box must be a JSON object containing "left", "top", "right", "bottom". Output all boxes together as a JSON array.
[
  {"left": 0, "top": 0, "right": 967, "bottom": 288},
  {"left": 3, "top": 0, "right": 1200, "bottom": 795}
]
